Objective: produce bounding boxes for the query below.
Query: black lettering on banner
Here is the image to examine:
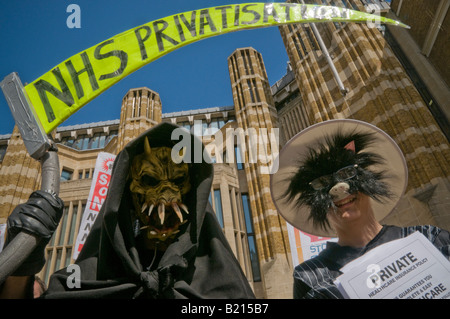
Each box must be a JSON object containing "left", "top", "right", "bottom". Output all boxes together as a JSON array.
[
  {"left": 29, "top": 2, "right": 376, "bottom": 133},
  {"left": 342, "top": 8, "right": 350, "bottom": 19},
  {"left": 65, "top": 52, "right": 99, "bottom": 99},
  {"left": 279, "top": 3, "right": 296, "bottom": 21},
  {"left": 173, "top": 15, "right": 186, "bottom": 42},
  {"left": 301, "top": 5, "right": 308, "bottom": 19},
  {"left": 153, "top": 19, "right": 180, "bottom": 52},
  {"left": 177, "top": 11, "right": 197, "bottom": 38},
  {"left": 174, "top": 11, "right": 197, "bottom": 42},
  {"left": 34, "top": 67, "right": 75, "bottom": 123},
  {"left": 325, "top": 6, "right": 338, "bottom": 19},
  {"left": 241, "top": 4, "right": 261, "bottom": 25},
  {"left": 234, "top": 5, "right": 240, "bottom": 26},
  {"left": 199, "top": 9, "right": 217, "bottom": 35},
  {"left": 215, "top": 6, "right": 233, "bottom": 29},
  {"left": 314, "top": 6, "right": 330, "bottom": 20},
  {"left": 313, "top": 6, "right": 321, "bottom": 19},
  {"left": 87, "top": 212, "right": 97, "bottom": 222},
  {"left": 94, "top": 39, "right": 128, "bottom": 80},
  {"left": 263, "top": 3, "right": 280, "bottom": 23},
  {"left": 134, "top": 26, "right": 152, "bottom": 60},
  {"left": 83, "top": 222, "right": 92, "bottom": 232}
]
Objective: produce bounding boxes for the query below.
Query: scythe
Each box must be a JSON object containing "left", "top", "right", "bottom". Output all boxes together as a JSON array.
[{"left": 0, "top": 72, "right": 60, "bottom": 284}]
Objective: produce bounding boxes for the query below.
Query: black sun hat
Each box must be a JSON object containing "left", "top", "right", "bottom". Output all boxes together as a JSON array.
[{"left": 270, "top": 119, "right": 408, "bottom": 237}]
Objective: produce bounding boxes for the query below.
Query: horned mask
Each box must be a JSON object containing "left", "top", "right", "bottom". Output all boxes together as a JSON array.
[{"left": 130, "top": 137, "right": 191, "bottom": 247}]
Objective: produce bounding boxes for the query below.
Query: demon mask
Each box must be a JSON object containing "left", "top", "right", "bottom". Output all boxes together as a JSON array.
[
  {"left": 284, "top": 130, "right": 393, "bottom": 233},
  {"left": 130, "top": 137, "right": 191, "bottom": 248}
]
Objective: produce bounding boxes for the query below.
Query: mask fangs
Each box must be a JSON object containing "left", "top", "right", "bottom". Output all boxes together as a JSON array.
[{"left": 129, "top": 137, "right": 191, "bottom": 247}]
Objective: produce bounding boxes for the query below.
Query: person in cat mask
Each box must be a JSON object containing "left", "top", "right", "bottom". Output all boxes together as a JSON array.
[
  {"left": 3, "top": 122, "right": 254, "bottom": 299},
  {"left": 270, "top": 119, "right": 450, "bottom": 299}
]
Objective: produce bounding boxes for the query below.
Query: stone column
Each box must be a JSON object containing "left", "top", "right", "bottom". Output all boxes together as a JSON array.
[{"left": 228, "top": 47, "right": 293, "bottom": 298}]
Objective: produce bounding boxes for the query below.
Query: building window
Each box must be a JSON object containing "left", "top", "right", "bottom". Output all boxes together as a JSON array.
[
  {"left": 73, "top": 135, "right": 90, "bottom": 150},
  {"left": 178, "top": 117, "right": 234, "bottom": 137},
  {"left": 61, "top": 169, "right": 73, "bottom": 181},
  {"left": 212, "top": 189, "right": 224, "bottom": 228},
  {"left": 42, "top": 202, "right": 83, "bottom": 285},
  {"left": 58, "top": 207, "right": 69, "bottom": 246},
  {"left": 89, "top": 133, "right": 100, "bottom": 149},
  {"left": 204, "top": 117, "right": 226, "bottom": 135},
  {"left": 59, "top": 130, "right": 118, "bottom": 151},
  {"left": 235, "top": 146, "right": 244, "bottom": 170},
  {"left": 0, "top": 144, "right": 7, "bottom": 162},
  {"left": 242, "top": 193, "right": 261, "bottom": 282},
  {"left": 247, "top": 80, "right": 256, "bottom": 103},
  {"left": 178, "top": 121, "right": 191, "bottom": 131},
  {"left": 78, "top": 169, "right": 91, "bottom": 180}
]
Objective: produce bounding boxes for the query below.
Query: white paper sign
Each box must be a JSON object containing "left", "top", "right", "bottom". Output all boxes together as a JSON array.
[
  {"left": 72, "top": 152, "right": 116, "bottom": 260},
  {"left": 334, "top": 231, "right": 450, "bottom": 299}
]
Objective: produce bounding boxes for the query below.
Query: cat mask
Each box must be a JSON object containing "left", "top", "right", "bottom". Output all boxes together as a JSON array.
[{"left": 270, "top": 119, "right": 408, "bottom": 237}]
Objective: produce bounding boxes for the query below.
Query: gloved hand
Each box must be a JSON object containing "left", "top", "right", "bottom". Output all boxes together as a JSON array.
[{"left": 5, "top": 190, "right": 64, "bottom": 276}]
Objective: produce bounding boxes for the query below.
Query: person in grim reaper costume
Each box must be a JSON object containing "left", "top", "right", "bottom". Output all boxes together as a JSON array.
[
  {"left": 39, "top": 122, "right": 254, "bottom": 299},
  {"left": 270, "top": 119, "right": 450, "bottom": 299}
]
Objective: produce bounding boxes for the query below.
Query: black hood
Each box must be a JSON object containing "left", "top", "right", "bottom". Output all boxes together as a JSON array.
[{"left": 43, "top": 122, "right": 255, "bottom": 299}]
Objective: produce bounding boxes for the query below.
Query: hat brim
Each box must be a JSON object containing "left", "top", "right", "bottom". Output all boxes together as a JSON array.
[{"left": 270, "top": 119, "right": 408, "bottom": 237}]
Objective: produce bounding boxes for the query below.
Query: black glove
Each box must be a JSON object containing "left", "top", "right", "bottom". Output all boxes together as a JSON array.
[{"left": 5, "top": 190, "right": 64, "bottom": 276}]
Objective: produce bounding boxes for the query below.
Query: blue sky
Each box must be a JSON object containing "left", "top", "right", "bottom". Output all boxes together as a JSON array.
[{"left": 0, "top": 0, "right": 292, "bottom": 135}]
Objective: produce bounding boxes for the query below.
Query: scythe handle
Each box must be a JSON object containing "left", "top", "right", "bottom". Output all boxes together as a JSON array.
[{"left": 0, "top": 149, "right": 60, "bottom": 284}]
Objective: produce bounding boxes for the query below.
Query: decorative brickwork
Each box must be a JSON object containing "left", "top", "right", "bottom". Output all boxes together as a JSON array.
[
  {"left": 0, "top": 126, "right": 41, "bottom": 222},
  {"left": 228, "top": 48, "right": 293, "bottom": 298},
  {"left": 117, "top": 87, "right": 162, "bottom": 153}
]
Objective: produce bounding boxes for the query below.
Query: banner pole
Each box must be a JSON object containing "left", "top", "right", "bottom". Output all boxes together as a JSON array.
[{"left": 299, "top": 0, "right": 348, "bottom": 96}]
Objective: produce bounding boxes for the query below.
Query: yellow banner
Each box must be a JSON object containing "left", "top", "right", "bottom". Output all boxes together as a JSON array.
[{"left": 23, "top": 3, "right": 408, "bottom": 133}]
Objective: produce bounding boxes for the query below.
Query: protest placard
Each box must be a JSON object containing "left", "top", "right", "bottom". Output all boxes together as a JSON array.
[
  {"left": 287, "top": 224, "right": 337, "bottom": 264},
  {"left": 72, "top": 152, "right": 116, "bottom": 260},
  {"left": 334, "top": 231, "right": 450, "bottom": 299}
]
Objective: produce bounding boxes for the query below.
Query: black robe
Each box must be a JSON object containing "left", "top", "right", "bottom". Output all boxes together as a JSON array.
[{"left": 42, "top": 123, "right": 255, "bottom": 299}]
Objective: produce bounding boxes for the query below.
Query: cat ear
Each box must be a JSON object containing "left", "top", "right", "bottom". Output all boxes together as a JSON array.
[
  {"left": 344, "top": 140, "right": 356, "bottom": 153},
  {"left": 144, "top": 136, "right": 151, "bottom": 157}
]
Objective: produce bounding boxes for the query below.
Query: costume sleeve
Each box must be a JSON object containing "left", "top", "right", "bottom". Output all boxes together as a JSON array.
[
  {"left": 293, "top": 277, "right": 311, "bottom": 299},
  {"left": 407, "top": 225, "right": 450, "bottom": 261},
  {"left": 433, "top": 227, "right": 450, "bottom": 261}
]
